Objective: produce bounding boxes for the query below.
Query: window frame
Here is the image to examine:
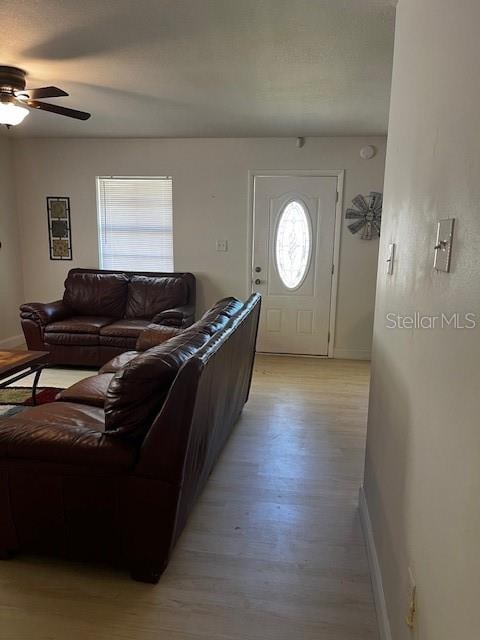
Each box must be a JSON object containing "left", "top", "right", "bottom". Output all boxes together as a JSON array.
[{"left": 96, "top": 175, "right": 174, "bottom": 272}]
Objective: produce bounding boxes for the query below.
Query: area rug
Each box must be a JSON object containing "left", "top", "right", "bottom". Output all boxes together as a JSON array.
[
  {"left": 0, "top": 405, "right": 27, "bottom": 417},
  {"left": 0, "top": 387, "right": 63, "bottom": 418}
]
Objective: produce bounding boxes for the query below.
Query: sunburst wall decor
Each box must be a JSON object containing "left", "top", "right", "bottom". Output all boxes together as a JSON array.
[{"left": 345, "top": 192, "right": 382, "bottom": 240}]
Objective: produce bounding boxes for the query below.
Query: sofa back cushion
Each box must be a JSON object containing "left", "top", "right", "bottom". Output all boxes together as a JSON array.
[
  {"left": 208, "top": 297, "right": 244, "bottom": 318},
  {"left": 104, "top": 330, "right": 210, "bottom": 440},
  {"left": 63, "top": 272, "right": 128, "bottom": 317},
  {"left": 186, "top": 297, "right": 243, "bottom": 336},
  {"left": 125, "top": 275, "right": 187, "bottom": 319}
]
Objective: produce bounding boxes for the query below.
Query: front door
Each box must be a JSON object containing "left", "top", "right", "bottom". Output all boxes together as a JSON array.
[{"left": 252, "top": 175, "right": 338, "bottom": 355}]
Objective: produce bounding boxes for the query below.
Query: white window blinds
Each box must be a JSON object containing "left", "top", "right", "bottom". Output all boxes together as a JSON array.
[{"left": 97, "top": 177, "right": 173, "bottom": 271}]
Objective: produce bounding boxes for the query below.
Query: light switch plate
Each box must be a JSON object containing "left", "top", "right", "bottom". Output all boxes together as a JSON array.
[
  {"left": 216, "top": 239, "right": 228, "bottom": 252},
  {"left": 434, "top": 218, "right": 455, "bottom": 272},
  {"left": 386, "top": 243, "right": 395, "bottom": 275}
]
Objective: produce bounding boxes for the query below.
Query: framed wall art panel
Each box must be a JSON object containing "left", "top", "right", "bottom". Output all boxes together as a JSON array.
[{"left": 47, "top": 196, "right": 72, "bottom": 260}]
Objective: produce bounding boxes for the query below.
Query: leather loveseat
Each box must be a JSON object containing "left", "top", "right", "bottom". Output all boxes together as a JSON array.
[
  {"left": 0, "top": 294, "right": 261, "bottom": 582},
  {"left": 20, "top": 268, "right": 196, "bottom": 367}
]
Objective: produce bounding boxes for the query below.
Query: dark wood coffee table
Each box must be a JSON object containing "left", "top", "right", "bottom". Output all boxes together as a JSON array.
[{"left": 0, "top": 350, "right": 49, "bottom": 406}]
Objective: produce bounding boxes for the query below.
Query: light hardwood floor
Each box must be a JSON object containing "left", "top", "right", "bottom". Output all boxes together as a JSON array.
[{"left": 0, "top": 355, "right": 377, "bottom": 640}]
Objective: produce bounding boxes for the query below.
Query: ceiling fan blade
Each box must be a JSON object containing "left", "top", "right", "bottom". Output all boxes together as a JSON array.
[
  {"left": 27, "top": 100, "right": 91, "bottom": 120},
  {"left": 25, "top": 86, "right": 69, "bottom": 99}
]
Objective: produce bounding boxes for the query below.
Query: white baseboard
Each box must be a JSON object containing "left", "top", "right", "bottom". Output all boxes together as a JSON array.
[
  {"left": 0, "top": 333, "right": 25, "bottom": 349},
  {"left": 359, "top": 487, "right": 392, "bottom": 640},
  {"left": 333, "top": 347, "right": 371, "bottom": 360}
]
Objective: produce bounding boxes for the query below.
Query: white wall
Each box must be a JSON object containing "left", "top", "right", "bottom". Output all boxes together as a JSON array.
[
  {"left": 0, "top": 137, "right": 23, "bottom": 345},
  {"left": 12, "top": 137, "right": 385, "bottom": 358},
  {"left": 364, "top": 1, "right": 480, "bottom": 639}
]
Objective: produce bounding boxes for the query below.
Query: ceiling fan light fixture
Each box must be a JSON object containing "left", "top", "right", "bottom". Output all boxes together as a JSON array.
[
  {"left": 0, "top": 66, "right": 90, "bottom": 125},
  {"left": 0, "top": 99, "right": 29, "bottom": 125}
]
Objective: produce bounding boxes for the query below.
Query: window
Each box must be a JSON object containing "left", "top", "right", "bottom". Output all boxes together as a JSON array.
[
  {"left": 275, "top": 200, "right": 311, "bottom": 289},
  {"left": 97, "top": 176, "right": 173, "bottom": 271}
]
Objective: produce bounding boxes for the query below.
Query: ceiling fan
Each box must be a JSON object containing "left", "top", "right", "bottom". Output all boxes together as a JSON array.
[{"left": 0, "top": 66, "right": 91, "bottom": 128}]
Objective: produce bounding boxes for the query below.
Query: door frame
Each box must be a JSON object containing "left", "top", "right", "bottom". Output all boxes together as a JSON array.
[{"left": 247, "top": 169, "right": 344, "bottom": 358}]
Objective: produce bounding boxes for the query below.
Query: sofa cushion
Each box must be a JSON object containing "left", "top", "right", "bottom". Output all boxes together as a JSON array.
[
  {"left": 96, "top": 319, "right": 150, "bottom": 349},
  {"left": 100, "top": 319, "right": 151, "bottom": 338},
  {"left": 56, "top": 374, "right": 114, "bottom": 408},
  {"left": 99, "top": 351, "right": 139, "bottom": 374},
  {"left": 44, "top": 332, "right": 100, "bottom": 346},
  {"left": 45, "top": 316, "right": 114, "bottom": 334},
  {"left": 63, "top": 272, "right": 129, "bottom": 317},
  {"left": 104, "top": 331, "right": 210, "bottom": 440},
  {"left": 136, "top": 325, "right": 183, "bottom": 351},
  {"left": 99, "top": 336, "right": 137, "bottom": 349},
  {"left": 125, "top": 276, "right": 188, "bottom": 319},
  {"left": 0, "top": 403, "right": 134, "bottom": 469}
]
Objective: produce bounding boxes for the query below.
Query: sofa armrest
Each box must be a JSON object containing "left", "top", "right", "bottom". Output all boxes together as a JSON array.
[
  {"left": 151, "top": 304, "right": 195, "bottom": 328},
  {"left": 20, "top": 300, "right": 71, "bottom": 327},
  {"left": 20, "top": 300, "right": 71, "bottom": 351}
]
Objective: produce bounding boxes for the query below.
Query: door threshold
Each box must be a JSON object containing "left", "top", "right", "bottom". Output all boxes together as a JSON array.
[{"left": 256, "top": 351, "right": 329, "bottom": 359}]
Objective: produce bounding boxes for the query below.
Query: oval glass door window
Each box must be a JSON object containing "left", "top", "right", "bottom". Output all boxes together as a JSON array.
[{"left": 275, "top": 200, "right": 311, "bottom": 289}]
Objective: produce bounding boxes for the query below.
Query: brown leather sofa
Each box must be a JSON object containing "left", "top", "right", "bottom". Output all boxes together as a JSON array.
[
  {"left": 0, "top": 294, "right": 261, "bottom": 582},
  {"left": 20, "top": 268, "right": 196, "bottom": 367}
]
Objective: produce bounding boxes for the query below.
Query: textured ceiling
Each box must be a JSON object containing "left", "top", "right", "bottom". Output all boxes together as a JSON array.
[{"left": 0, "top": 0, "right": 395, "bottom": 137}]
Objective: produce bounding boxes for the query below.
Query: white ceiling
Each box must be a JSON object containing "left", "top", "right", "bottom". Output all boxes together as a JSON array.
[{"left": 0, "top": 0, "right": 395, "bottom": 138}]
